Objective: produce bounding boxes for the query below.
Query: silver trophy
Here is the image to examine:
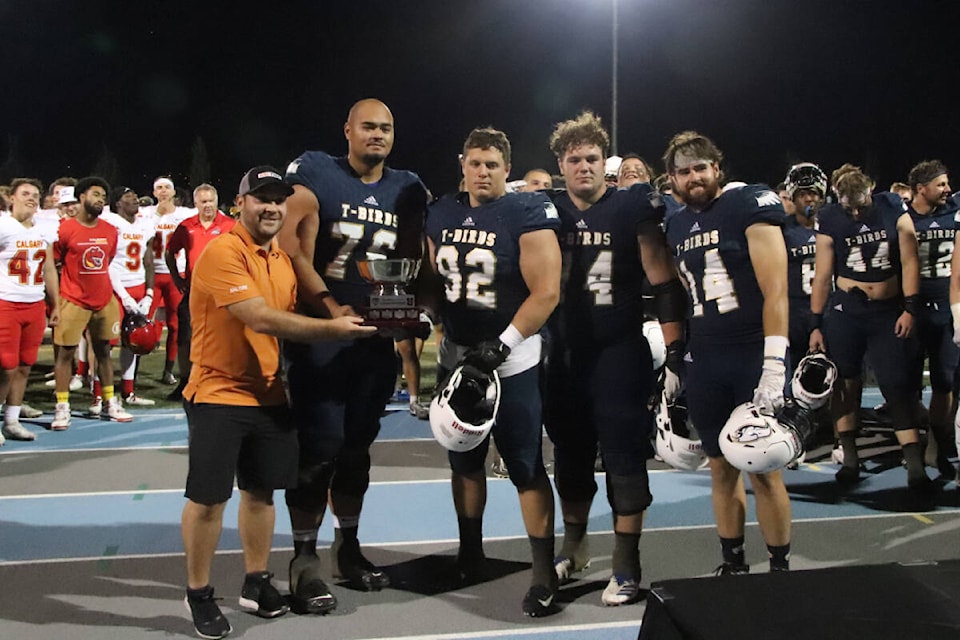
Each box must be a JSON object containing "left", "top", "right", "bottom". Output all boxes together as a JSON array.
[{"left": 356, "top": 257, "right": 430, "bottom": 338}]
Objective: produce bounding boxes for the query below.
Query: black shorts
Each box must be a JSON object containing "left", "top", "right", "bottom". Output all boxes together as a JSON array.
[
  {"left": 184, "top": 401, "right": 299, "bottom": 505},
  {"left": 822, "top": 289, "right": 918, "bottom": 388},
  {"left": 685, "top": 337, "right": 764, "bottom": 458}
]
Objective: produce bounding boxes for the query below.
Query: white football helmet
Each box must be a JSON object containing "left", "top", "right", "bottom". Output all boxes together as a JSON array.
[
  {"left": 642, "top": 320, "right": 667, "bottom": 370},
  {"left": 429, "top": 365, "right": 501, "bottom": 452},
  {"left": 719, "top": 401, "right": 802, "bottom": 473},
  {"left": 654, "top": 392, "right": 707, "bottom": 471},
  {"left": 791, "top": 352, "right": 837, "bottom": 411}
]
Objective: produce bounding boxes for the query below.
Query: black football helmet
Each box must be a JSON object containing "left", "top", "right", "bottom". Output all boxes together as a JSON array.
[{"left": 784, "top": 162, "right": 828, "bottom": 200}]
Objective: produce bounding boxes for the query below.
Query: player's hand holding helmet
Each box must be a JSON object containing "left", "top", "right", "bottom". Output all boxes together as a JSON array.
[
  {"left": 120, "top": 294, "right": 140, "bottom": 314},
  {"left": 462, "top": 340, "right": 510, "bottom": 374},
  {"left": 138, "top": 293, "right": 153, "bottom": 316},
  {"left": 648, "top": 338, "right": 684, "bottom": 409},
  {"left": 429, "top": 364, "right": 501, "bottom": 452},
  {"left": 752, "top": 337, "right": 788, "bottom": 415},
  {"left": 653, "top": 390, "right": 706, "bottom": 471}
]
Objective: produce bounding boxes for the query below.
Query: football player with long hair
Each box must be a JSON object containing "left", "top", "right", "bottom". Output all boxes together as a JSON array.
[
  {"left": 662, "top": 131, "right": 793, "bottom": 574},
  {"left": 809, "top": 165, "right": 933, "bottom": 491}
]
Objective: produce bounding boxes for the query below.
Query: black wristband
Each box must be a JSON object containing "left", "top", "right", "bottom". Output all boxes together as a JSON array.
[
  {"left": 903, "top": 295, "right": 920, "bottom": 316},
  {"left": 810, "top": 313, "right": 823, "bottom": 330},
  {"left": 664, "top": 340, "right": 685, "bottom": 373},
  {"left": 652, "top": 279, "right": 689, "bottom": 324}
]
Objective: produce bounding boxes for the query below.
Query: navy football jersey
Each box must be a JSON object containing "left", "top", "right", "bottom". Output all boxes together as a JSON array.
[
  {"left": 548, "top": 183, "right": 664, "bottom": 346},
  {"left": 285, "top": 151, "right": 427, "bottom": 309},
  {"left": 664, "top": 184, "right": 784, "bottom": 343},
  {"left": 782, "top": 216, "right": 817, "bottom": 301},
  {"left": 426, "top": 191, "right": 560, "bottom": 347},
  {"left": 911, "top": 199, "right": 958, "bottom": 303},
  {"left": 815, "top": 191, "right": 907, "bottom": 283}
]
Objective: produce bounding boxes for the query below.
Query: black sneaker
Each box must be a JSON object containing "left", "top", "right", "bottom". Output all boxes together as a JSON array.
[
  {"left": 835, "top": 465, "right": 861, "bottom": 484},
  {"left": 289, "top": 555, "right": 337, "bottom": 614},
  {"left": 184, "top": 585, "right": 232, "bottom": 639},
  {"left": 238, "top": 571, "right": 289, "bottom": 618},
  {"left": 521, "top": 583, "right": 558, "bottom": 617},
  {"left": 714, "top": 562, "right": 750, "bottom": 576},
  {"left": 332, "top": 537, "right": 390, "bottom": 591}
]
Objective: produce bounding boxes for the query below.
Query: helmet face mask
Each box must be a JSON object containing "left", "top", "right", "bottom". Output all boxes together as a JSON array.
[
  {"left": 121, "top": 313, "right": 158, "bottom": 356},
  {"left": 785, "top": 163, "right": 828, "bottom": 200},
  {"left": 791, "top": 352, "right": 837, "bottom": 411},
  {"left": 429, "top": 365, "right": 501, "bottom": 452}
]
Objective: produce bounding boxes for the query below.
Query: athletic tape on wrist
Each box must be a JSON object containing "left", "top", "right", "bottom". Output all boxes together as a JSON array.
[
  {"left": 763, "top": 335, "right": 789, "bottom": 362},
  {"left": 498, "top": 324, "right": 524, "bottom": 350}
]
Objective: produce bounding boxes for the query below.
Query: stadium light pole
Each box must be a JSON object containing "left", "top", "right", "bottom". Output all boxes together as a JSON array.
[{"left": 611, "top": 0, "right": 619, "bottom": 156}]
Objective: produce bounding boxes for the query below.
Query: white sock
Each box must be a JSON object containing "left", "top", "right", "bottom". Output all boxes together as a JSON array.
[{"left": 5, "top": 405, "right": 22, "bottom": 423}]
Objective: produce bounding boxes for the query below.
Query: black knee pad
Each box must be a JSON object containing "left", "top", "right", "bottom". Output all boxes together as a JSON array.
[
  {"left": 605, "top": 471, "right": 653, "bottom": 516},
  {"left": 512, "top": 464, "right": 549, "bottom": 491},
  {"left": 285, "top": 459, "right": 335, "bottom": 511},
  {"left": 553, "top": 447, "right": 598, "bottom": 503},
  {"left": 330, "top": 448, "right": 372, "bottom": 497}
]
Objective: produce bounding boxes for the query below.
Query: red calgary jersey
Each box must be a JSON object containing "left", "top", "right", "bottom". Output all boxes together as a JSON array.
[
  {"left": 55, "top": 217, "right": 119, "bottom": 310},
  {"left": 166, "top": 212, "right": 237, "bottom": 284}
]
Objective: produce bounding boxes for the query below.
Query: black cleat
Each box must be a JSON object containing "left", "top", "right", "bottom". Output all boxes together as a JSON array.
[
  {"left": 289, "top": 555, "right": 337, "bottom": 614},
  {"left": 522, "top": 583, "right": 559, "bottom": 617},
  {"left": 332, "top": 537, "right": 390, "bottom": 591},
  {"left": 835, "top": 466, "right": 861, "bottom": 485},
  {"left": 714, "top": 562, "right": 750, "bottom": 576}
]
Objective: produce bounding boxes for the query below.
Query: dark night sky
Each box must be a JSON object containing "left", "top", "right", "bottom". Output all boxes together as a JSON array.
[{"left": 4, "top": 0, "right": 960, "bottom": 198}]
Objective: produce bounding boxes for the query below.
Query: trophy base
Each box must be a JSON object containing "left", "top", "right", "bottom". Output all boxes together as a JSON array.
[{"left": 362, "top": 319, "right": 432, "bottom": 340}]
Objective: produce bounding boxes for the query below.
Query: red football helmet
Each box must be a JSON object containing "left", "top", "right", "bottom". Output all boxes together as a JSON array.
[{"left": 122, "top": 313, "right": 159, "bottom": 356}]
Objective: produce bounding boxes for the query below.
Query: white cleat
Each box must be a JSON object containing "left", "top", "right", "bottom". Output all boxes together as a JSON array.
[
  {"left": 2, "top": 421, "right": 36, "bottom": 441},
  {"left": 107, "top": 397, "right": 134, "bottom": 422},
  {"left": 125, "top": 393, "right": 156, "bottom": 406},
  {"left": 51, "top": 403, "right": 72, "bottom": 431},
  {"left": 20, "top": 404, "right": 43, "bottom": 419},
  {"left": 88, "top": 397, "right": 103, "bottom": 418},
  {"left": 830, "top": 446, "right": 844, "bottom": 465},
  {"left": 69, "top": 374, "right": 84, "bottom": 391},
  {"left": 601, "top": 575, "right": 641, "bottom": 606},
  {"left": 554, "top": 554, "right": 591, "bottom": 585}
]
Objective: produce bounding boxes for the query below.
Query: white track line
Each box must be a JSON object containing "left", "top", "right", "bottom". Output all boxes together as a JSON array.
[
  {"left": 352, "top": 620, "right": 640, "bottom": 640},
  {"left": 1, "top": 509, "right": 956, "bottom": 567}
]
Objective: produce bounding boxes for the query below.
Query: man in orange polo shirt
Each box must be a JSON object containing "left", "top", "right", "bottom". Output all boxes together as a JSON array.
[
  {"left": 164, "top": 183, "right": 236, "bottom": 400},
  {"left": 180, "top": 166, "right": 376, "bottom": 640}
]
